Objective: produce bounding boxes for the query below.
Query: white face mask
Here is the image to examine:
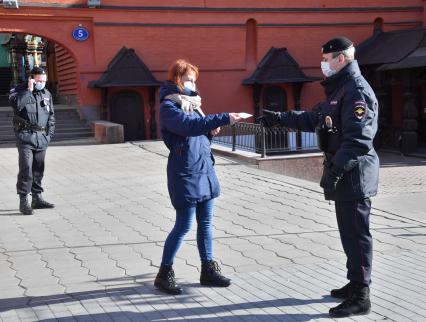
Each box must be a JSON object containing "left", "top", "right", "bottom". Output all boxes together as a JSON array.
[
  {"left": 34, "top": 81, "right": 46, "bottom": 91},
  {"left": 321, "top": 61, "right": 337, "bottom": 78},
  {"left": 183, "top": 81, "right": 196, "bottom": 92}
]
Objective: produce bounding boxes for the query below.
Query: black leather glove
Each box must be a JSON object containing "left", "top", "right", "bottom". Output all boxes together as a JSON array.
[
  {"left": 321, "top": 165, "right": 343, "bottom": 198},
  {"left": 258, "top": 109, "right": 281, "bottom": 127}
]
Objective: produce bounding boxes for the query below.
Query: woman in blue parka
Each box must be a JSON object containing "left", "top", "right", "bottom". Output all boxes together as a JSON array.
[{"left": 154, "top": 59, "right": 241, "bottom": 295}]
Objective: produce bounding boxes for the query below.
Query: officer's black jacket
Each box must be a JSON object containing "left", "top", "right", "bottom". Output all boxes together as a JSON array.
[
  {"left": 9, "top": 84, "right": 55, "bottom": 151},
  {"left": 278, "top": 61, "right": 379, "bottom": 201}
]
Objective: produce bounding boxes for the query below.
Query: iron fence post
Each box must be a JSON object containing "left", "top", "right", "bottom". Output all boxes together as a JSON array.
[
  {"left": 296, "top": 130, "right": 302, "bottom": 150},
  {"left": 232, "top": 124, "right": 236, "bottom": 151},
  {"left": 261, "top": 124, "right": 266, "bottom": 158}
]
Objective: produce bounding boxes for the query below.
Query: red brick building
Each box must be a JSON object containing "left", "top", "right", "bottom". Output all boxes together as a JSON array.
[{"left": 1, "top": 0, "right": 425, "bottom": 146}]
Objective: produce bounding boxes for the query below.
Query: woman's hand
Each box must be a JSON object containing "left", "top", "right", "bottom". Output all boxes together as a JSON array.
[
  {"left": 210, "top": 127, "right": 221, "bottom": 136},
  {"left": 229, "top": 113, "right": 243, "bottom": 125}
]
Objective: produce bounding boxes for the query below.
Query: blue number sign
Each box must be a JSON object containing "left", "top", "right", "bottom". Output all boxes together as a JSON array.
[{"left": 72, "top": 27, "right": 89, "bottom": 41}]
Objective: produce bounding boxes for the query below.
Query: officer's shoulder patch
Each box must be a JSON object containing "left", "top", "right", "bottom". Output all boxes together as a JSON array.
[{"left": 354, "top": 100, "right": 367, "bottom": 120}]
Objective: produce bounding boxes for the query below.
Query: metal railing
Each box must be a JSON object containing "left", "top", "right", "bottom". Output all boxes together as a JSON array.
[{"left": 212, "top": 122, "right": 319, "bottom": 158}]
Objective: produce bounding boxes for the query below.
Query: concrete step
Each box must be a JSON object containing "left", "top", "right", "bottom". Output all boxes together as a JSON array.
[
  {"left": 0, "top": 124, "right": 90, "bottom": 131},
  {"left": 53, "top": 133, "right": 93, "bottom": 140},
  {"left": 0, "top": 119, "right": 89, "bottom": 127},
  {"left": 0, "top": 113, "right": 14, "bottom": 119},
  {"left": 49, "top": 137, "right": 98, "bottom": 146},
  {"left": 0, "top": 104, "right": 79, "bottom": 112},
  {"left": 0, "top": 127, "right": 92, "bottom": 133},
  {"left": 0, "top": 122, "right": 88, "bottom": 129},
  {"left": 0, "top": 130, "right": 14, "bottom": 135},
  {"left": 0, "top": 106, "right": 93, "bottom": 141},
  {"left": 0, "top": 116, "right": 84, "bottom": 122},
  {"left": 58, "top": 128, "right": 93, "bottom": 134},
  {"left": 0, "top": 128, "right": 92, "bottom": 136},
  {"left": 0, "top": 137, "right": 98, "bottom": 147},
  {"left": 0, "top": 131, "right": 94, "bottom": 143},
  {"left": 0, "top": 117, "right": 86, "bottom": 122}
]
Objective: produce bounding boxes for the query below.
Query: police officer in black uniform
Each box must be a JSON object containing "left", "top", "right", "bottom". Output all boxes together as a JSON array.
[
  {"left": 9, "top": 67, "right": 55, "bottom": 216},
  {"left": 259, "top": 37, "right": 379, "bottom": 318}
]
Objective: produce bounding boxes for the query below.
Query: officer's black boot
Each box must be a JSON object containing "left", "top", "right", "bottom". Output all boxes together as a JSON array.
[
  {"left": 31, "top": 193, "right": 54, "bottom": 209},
  {"left": 200, "top": 260, "right": 231, "bottom": 287},
  {"left": 19, "top": 194, "right": 33, "bottom": 216},
  {"left": 329, "top": 283, "right": 371, "bottom": 318},
  {"left": 331, "top": 281, "right": 356, "bottom": 299},
  {"left": 154, "top": 265, "right": 183, "bottom": 295}
]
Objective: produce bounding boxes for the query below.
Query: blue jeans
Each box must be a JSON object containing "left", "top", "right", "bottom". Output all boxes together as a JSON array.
[{"left": 161, "top": 198, "right": 214, "bottom": 266}]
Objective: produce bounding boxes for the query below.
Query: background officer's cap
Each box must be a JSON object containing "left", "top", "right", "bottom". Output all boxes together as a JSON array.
[
  {"left": 322, "top": 36, "right": 353, "bottom": 54},
  {"left": 30, "top": 66, "right": 46, "bottom": 75}
]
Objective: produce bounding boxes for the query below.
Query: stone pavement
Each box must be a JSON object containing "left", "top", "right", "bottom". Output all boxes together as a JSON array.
[{"left": 0, "top": 141, "right": 425, "bottom": 321}]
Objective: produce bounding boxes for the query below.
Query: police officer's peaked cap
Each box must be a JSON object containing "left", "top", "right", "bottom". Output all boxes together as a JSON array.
[
  {"left": 30, "top": 66, "right": 46, "bottom": 75},
  {"left": 322, "top": 36, "right": 353, "bottom": 54}
]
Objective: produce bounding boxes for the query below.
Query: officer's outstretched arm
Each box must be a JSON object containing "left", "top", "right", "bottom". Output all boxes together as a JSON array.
[
  {"left": 260, "top": 103, "right": 321, "bottom": 131},
  {"left": 331, "top": 92, "right": 375, "bottom": 172},
  {"left": 279, "top": 109, "right": 319, "bottom": 132}
]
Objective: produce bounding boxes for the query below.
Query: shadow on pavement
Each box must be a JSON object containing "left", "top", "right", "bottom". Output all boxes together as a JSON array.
[
  {"left": 0, "top": 284, "right": 156, "bottom": 313},
  {"left": 0, "top": 280, "right": 336, "bottom": 321},
  {"left": 0, "top": 209, "right": 22, "bottom": 216},
  {"left": 40, "top": 311, "right": 330, "bottom": 321},
  {"left": 396, "top": 233, "right": 426, "bottom": 237}
]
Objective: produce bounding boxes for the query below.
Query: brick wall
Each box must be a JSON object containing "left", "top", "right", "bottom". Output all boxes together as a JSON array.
[{"left": 55, "top": 44, "right": 79, "bottom": 105}]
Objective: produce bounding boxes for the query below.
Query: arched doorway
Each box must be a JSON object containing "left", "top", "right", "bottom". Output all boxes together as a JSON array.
[
  {"left": 0, "top": 32, "right": 95, "bottom": 144},
  {"left": 0, "top": 33, "right": 79, "bottom": 106},
  {"left": 262, "top": 86, "right": 288, "bottom": 112},
  {"left": 110, "top": 91, "right": 145, "bottom": 141}
]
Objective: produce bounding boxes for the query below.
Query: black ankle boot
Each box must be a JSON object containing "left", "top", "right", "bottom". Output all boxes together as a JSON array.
[
  {"left": 19, "top": 194, "right": 33, "bottom": 216},
  {"left": 331, "top": 281, "right": 356, "bottom": 299},
  {"left": 154, "top": 265, "right": 183, "bottom": 295},
  {"left": 329, "top": 284, "right": 371, "bottom": 318},
  {"left": 31, "top": 193, "right": 54, "bottom": 209},
  {"left": 200, "top": 260, "right": 231, "bottom": 287}
]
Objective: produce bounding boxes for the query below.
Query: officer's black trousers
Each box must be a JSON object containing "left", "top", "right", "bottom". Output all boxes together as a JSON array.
[
  {"left": 16, "top": 147, "right": 46, "bottom": 195},
  {"left": 335, "top": 198, "right": 372, "bottom": 286}
]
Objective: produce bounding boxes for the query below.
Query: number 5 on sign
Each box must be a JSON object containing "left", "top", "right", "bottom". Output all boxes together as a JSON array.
[{"left": 72, "top": 27, "right": 90, "bottom": 41}]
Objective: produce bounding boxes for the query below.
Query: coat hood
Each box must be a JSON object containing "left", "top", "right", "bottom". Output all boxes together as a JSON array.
[{"left": 160, "top": 81, "right": 181, "bottom": 102}]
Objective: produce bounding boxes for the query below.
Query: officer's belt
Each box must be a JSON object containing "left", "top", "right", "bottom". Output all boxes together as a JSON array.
[
  {"left": 28, "top": 125, "right": 46, "bottom": 132},
  {"left": 13, "top": 115, "right": 46, "bottom": 132}
]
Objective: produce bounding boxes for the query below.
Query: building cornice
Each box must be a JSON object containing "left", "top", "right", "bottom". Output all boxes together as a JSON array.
[
  {"left": 17, "top": 3, "right": 424, "bottom": 14},
  {"left": 94, "top": 21, "right": 422, "bottom": 28}
]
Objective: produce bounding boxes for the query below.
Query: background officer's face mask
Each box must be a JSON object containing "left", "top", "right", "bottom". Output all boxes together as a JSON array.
[
  {"left": 34, "top": 82, "right": 46, "bottom": 91},
  {"left": 321, "top": 60, "right": 337, "bottom": 78}
]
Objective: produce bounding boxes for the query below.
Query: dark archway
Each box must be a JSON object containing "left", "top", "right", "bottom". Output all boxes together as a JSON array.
[
  {"left": 110, "top": 91, "right": 145, "bottom": 141},
  {"left": 0, "top": 32, "right": 79, "bottom": 106}
]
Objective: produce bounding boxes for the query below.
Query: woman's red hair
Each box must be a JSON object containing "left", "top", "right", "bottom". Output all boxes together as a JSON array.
[{"left": 168, "top": 59, "right": 199, "bottom": 91}]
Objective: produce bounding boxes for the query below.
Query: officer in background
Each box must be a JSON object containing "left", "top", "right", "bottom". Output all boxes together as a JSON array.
[
  {"left": 259, "top": 37, "right": 379, "bottom": 318},
  {"left": 9, "top": 67, "right": 55, "bottom": 216}
]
